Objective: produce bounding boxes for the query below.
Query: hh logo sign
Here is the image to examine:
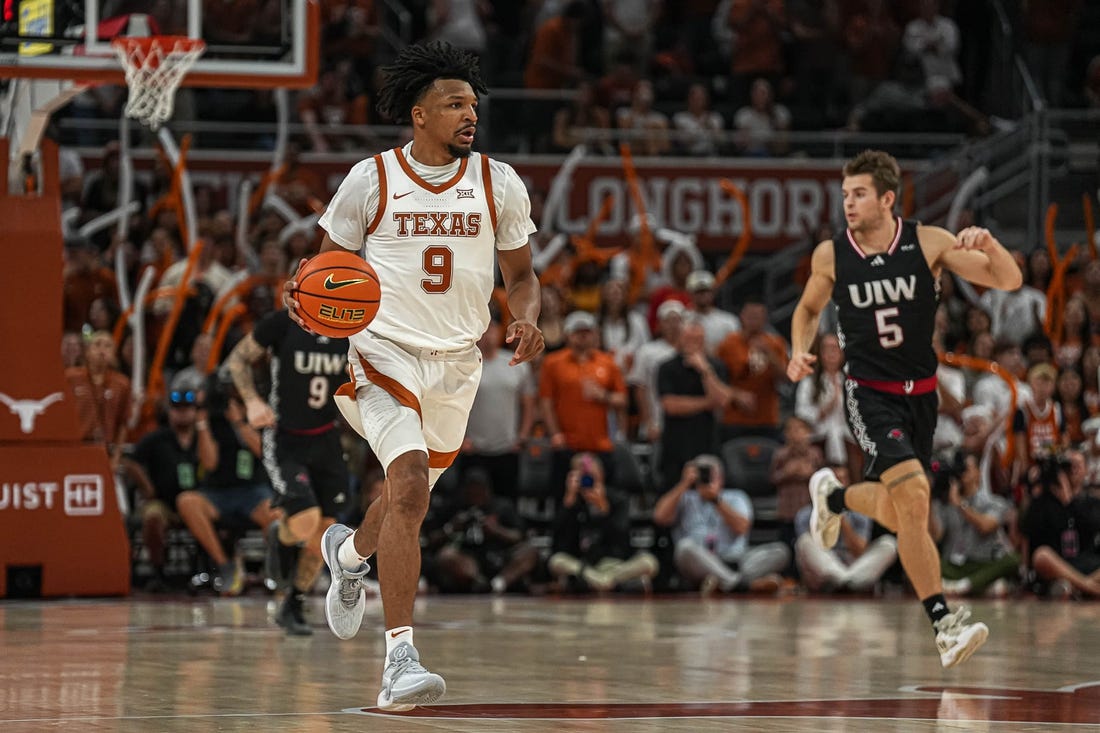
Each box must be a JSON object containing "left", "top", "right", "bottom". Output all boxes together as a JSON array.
[
  {"left": 64, "top": 474, "right": 104, "bottom": 516},
  {"left": 0, "top": 474, "right": 103, "bottom": 515}
]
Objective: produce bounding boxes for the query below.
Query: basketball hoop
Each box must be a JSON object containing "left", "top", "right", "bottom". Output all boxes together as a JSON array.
[{"left": 111, "top": 36, "right": 206, "bottom": 129}]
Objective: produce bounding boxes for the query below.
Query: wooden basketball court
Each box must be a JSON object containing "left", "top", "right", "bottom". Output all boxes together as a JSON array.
[{"left": 1, "top": 594, "right": 1098, "bottom": 731}]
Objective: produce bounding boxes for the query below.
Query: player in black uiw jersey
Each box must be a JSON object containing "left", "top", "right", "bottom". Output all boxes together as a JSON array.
[
  {"left": 788, "top": 150, "right": 1022, "bottom": 668},
  {"left": 225, "top": 308, "right": 351, "bottom": 635}
]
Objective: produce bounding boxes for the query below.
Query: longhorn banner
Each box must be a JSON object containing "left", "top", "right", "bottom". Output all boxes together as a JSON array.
[{"left": 79, "top": 153, "right": 936, "bottom": 253}]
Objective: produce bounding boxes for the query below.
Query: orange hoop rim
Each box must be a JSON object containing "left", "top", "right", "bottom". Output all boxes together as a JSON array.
[{"left": 110, "top": 36, "right": 207, "bottom": 54}]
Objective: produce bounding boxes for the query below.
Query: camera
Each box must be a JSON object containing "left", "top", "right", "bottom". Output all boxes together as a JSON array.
[
  {"left": 930, "top": 451, "right": 962, "bottom": 502},
  {"left": 696, "top": 464, "right": 712, "bottom": 485},
  {"left": 580, "top": 473, "right": 595, "bottom": 489},
  {"left": 1035, "top": 452, "right": 1072, "bottom": 492}
]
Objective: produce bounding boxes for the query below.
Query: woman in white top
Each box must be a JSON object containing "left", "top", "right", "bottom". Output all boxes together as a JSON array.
[
  {"left": 598, "top": 278, "right": 650, "bottom": 375},
  {"left": 672, "top": 83, "right": 725, "bottom": 156},
  {"left": 794, "top": 333, "right": 859, "bottom": 476}
]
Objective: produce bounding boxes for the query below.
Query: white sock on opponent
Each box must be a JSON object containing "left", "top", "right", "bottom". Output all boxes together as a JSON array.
[
  {"left": 337, "top": 532, "right": 369, "bottom": 572},
  {"left": 386, "top": 626, "right": 413, "bottom": 657}
]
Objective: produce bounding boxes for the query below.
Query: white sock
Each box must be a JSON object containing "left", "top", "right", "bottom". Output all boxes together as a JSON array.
[
  {"left": 337, "top": 532, "right": 368, "bottom": 571},
  {"left": 385, "top": 626, "right": 413, "bottom": 657}
]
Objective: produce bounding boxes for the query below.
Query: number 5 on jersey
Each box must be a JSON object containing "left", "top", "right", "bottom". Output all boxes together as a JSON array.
[{"left": 874, "top": 307, "right": 904, "bottom": 349}]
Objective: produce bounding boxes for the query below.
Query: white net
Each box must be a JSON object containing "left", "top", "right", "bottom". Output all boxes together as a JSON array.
[{"left": 111, "top": 37, "right": 205, "bottom": 129}]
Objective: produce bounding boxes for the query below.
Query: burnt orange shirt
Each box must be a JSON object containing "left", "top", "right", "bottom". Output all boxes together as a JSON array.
[
  {"left": 65, "top": 367, "right": 132, "bottom": 445},
  {"left": 524, "top": 17, "right": 576, "bottom": 90},
  {"left": 539, "top": 348, "right": 626, "bottom": 452},
  {"left": 728, "top": 0, "right": 787, "bottom": 76},
  {"left": 1019, "top": 400, "right": 1063, "bottom": 461},
  {"left": 716, "top": 331, "right": 788, "bottom": 428},
  {"left": 63, "top": 267, "right": 118, "bottom": 333}
]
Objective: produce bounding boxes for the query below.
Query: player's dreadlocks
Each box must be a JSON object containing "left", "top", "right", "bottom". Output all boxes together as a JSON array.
[{"left": 377, "top": 41, "right": 488, "bottom": 125}]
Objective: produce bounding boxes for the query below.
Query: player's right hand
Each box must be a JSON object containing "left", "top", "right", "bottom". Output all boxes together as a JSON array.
[
  {"left": 283, "top": 258, "right": 315, "bottom": 334},
  {"left": 786, "top": 352, "right": 816, "bottom": 382}
]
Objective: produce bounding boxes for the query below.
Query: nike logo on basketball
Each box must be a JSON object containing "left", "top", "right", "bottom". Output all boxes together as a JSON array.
[
  {"left": 323, "top": 274, "right": 370, "bottom": 290},
  {"left": 392, "top": 191, "right": 415, "bottom": 200}
]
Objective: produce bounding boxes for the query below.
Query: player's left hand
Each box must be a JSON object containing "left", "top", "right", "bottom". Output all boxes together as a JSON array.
[
  {"left": 506, "top": 319, "right": 545, "bottom": 366},
  {"left": 284, "top": 258, "right": 315, "bottom": 334},
  {"left": 786, "top": 352, "right": 816, "bottom": 382},
  {"left": 955, "top": 226, "right": 994, "bottom": 252}
]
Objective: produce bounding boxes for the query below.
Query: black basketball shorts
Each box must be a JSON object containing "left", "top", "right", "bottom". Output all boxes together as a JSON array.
[
  {"left": 843, "top": 379, "right": 938, "bottom": 482},
  {"left": 264, "top": 427, "right": 350, "bottom": 518}
]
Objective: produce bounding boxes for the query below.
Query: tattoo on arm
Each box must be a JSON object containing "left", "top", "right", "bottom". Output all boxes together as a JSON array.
[
  {"left": 886, "top": 470, "right": 924, "bottom": 489},
  {"left": 226, "top": 335, "right": 267, "bottom": 402}
]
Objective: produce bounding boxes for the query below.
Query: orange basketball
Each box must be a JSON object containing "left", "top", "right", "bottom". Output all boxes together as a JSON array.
[{"left": 293, "top": 251, "right": 381, "bottom": 337}]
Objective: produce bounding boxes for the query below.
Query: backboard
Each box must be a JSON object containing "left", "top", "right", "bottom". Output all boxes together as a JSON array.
[{"left": 0, "top": 0, "right": 318, "bottom": 89}]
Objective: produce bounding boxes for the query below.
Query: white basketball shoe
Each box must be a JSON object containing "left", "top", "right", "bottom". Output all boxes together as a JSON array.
[
  {"left": 319, "top": 523, "right": 369, "bottom": 640},
  {"left": 808, "top": 467, "right": 844, "bottom": 550},
  {"left": 377, "top": 642, "right": 446, "bottom": 711},
  {"left": 934, "top": 605, "right": 989, "bottom": 668}
]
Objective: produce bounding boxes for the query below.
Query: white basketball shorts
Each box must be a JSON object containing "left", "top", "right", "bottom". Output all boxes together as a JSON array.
[{"left": 334, "top": 333, "right": 482, "bottom": 489}]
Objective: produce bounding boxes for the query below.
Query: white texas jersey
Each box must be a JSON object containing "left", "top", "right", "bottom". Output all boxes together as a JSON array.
[{"left": 319, "top": 143, "right": 535, "bottom": 352}]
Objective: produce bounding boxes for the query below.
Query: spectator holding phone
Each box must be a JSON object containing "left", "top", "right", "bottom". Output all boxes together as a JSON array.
[{"left": 653, "top": 453, "right": 789, "bottom": 594}]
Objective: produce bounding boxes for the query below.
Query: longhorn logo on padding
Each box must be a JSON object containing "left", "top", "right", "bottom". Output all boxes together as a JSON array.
[{"left": 0, "top": 391, "right": 64, "bottom": 433}]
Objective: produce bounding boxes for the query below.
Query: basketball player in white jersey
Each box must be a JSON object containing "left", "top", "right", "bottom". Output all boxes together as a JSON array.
[{"left": 284, "top": 42, "right": 543, "bottom": 710}]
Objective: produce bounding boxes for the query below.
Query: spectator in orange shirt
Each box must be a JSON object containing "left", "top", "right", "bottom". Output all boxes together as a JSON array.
[
  {"left": 724, "top": 0, "right": 787, "bottom": 104},
  {"left": 523, "top": 1, "right": 587, "bottom": 90},
  {"left": 540, "top": 310, "right": 628, "bottom": 499},
  {"left": 715, "top": 299, "right": 788, "bottom": 442},
  {"left": 63, "top": 235, "right": 118, "bottom": 333},
  {"left": 66, "top": 331, "right": 132, "bottom": 469}
]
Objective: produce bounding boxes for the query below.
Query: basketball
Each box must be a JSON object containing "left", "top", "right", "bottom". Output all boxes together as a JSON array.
[{"left": 293, "top": 251, "right": 381, "bottom": 337}]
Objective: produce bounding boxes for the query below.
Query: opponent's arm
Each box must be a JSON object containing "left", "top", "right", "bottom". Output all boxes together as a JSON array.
[
  {"left": 924, "top": 225, "right": 1023, "bottom": 292},
  {"left": 224, "top": 334, "right": 276, "bottom": 429},
  {"left": 498, "top": 244, "right": 545, "bottom": 366},
  {"left": 787, "top": 240, "right": 835, "bottom": 382}
]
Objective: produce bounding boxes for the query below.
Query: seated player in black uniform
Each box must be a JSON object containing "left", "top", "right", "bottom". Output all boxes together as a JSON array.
[
  {"left": 225, "top": 308, "right": 351, "bottom": 635},
  {"left": 788, "top": 149, "right": 1022, "bottom": 668}
]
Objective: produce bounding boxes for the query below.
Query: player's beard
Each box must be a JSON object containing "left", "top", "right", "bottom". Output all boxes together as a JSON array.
[
  {"left": 851, "top": 209, "right": 886, "bottom": 235},
  {"left": 447, "top": 143, "right": 473, "bottom": 158}
]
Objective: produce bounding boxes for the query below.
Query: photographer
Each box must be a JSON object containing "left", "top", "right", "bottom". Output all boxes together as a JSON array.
[
  {"left": 1022, "top": 450, "right": 1100, "bottom": 598},
  {"left": 121, "top": 372, "right": 211, "bottom": 592},
  {"left": 175, "top": 370, "right": 278, "bottom": 595},
  {"left": 547, "top": 452, "right": 659, "bottom": 592},
  {"left": 425, "top": 469, "right": 538, "bottom": 594},
  {"left": 929, "top": 451, "right": 1019, "bottom": 598},
  {"left": 653, "top": 453, "right": 789, "bottom": 594}
]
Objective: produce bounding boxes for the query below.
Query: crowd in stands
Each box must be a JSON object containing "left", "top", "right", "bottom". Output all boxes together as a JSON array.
[
  {"left": 59, "top": 146, "right": 1100, "bottom": 601},
  {"left": 49, "top": 1, "right": 1100, "bottom": 601},
  {"left": 50, "top": 1, "right": 1100, "bottom": 153}
]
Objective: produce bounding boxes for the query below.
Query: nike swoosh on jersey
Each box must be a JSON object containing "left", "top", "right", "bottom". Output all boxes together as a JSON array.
[
  {"left": 324, "top": 274, "right": 370, "bottom": 290},
  {"left": 392, "top": 191, "right": 415, "bottom": 200}
]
